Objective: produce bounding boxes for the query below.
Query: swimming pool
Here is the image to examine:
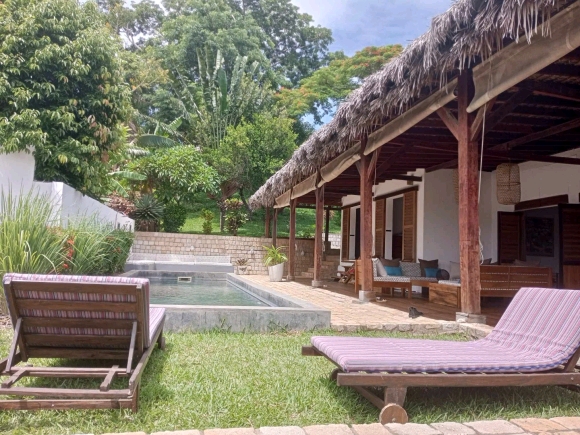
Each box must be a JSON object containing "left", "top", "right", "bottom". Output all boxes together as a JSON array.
[
  {"left": 122, "top": 270, "right": 330, "bottom": 332},
  {"left": 148, "top": 277, "right": 269, "bottom": 306}
]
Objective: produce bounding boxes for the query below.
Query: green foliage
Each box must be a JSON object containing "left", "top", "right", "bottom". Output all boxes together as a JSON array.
[
  {"left": 262, "top": 245, "right": 287, "bottom": 266},
  {"left": 224, "top": 198, "right": 248, "bottom": 236},
  {"left": 201, "top": 208, "right": 215, "bottom": 234},
  {"left": 133, "top": 194, "right": 164, "bottom": 231},
  {"left": 212, "top": 112, "right": 297, "bottom": 196},
  {"left": 63, "top": 220, "right": 134, "bottom": 275},
  {"left": 228, "top": 0, "right": 333, "bottom": 85},
  {"left": 160, "top": 0, "right": 269, "bottom": 81},
  {"left": 0, "top": 190, "right": 133, "bottom": 312},
  {"left": 0, "top": 0, "right": 132, "bottom": 195},
  {"left": 131, "top": 146, "right": 219, "bottom": 204},
  {"left": 277, "top": 45, "right": 403, "bottom": 123},
  {"left": 162, "top": 203, "right": 188, "bottom": 233}
]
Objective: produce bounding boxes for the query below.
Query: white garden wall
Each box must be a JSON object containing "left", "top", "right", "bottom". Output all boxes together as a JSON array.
[{"left": 0, "top": 151, "right": 133, "bottom": 230}]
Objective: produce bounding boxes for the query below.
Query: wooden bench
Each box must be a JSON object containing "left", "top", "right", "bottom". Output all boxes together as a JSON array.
[{"left": 429, "top": 265, "right": 553, "bottom": 308}]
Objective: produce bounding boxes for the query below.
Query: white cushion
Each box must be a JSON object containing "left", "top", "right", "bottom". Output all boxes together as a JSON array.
[
  {"left": 373, "top": 258, "right": 388, "bottom": 277},
  {"left": 449, "top": 261, "right": 460, "bottom": 280}
]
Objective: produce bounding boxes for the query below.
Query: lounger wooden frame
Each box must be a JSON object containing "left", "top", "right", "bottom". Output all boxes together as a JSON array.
[
  {"left": 302, "top": 345, "right": 580, "bottom": 424},
  {"left": 0, "top": 277, "right": 165, "bottom": 411}
]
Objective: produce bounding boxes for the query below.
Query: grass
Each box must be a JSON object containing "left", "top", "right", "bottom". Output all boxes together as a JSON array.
[
  {"left": 180, "top": 195, "right": 341, "bottom": 237},
  {"left": 1, "top": 329, "right": 580, "bottom": 434}
]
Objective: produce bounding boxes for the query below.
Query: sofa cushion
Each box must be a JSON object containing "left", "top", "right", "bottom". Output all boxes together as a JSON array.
[
  {"left": 400, "top": 262, "right": 421, "bottom": 277},
  {"left": 380, "top": 258, "right": 401, "bottom": 267},
  {"left": 424, "top": 267, "right": 439, "bottom": 278},
  {"left": 385, "top": 266, "right": 403, "bottom": 276},
  {"left": 373, "top": 258, "right": 388, "bottom": 277},
  {"left": 419, "top": 259, "right": 439, "bottom": 276}
]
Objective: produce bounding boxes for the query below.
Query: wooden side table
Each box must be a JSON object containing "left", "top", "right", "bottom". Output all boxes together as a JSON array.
[{"left": 429, "top": 282, "right": 461, "bottom": 308}]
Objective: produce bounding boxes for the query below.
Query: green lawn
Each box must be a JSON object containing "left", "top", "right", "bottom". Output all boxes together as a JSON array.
[
  {"left": 1, "top": 329, "right": 580, "bottom": 434},
  {"left": 181, "top": 203, "right": 342, "bottom": 237}
]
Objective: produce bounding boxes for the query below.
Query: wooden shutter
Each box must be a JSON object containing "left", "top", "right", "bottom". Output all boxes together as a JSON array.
[
  {"left": 497, "top": 212, "right": 524, "bottom": 264},
  {"left": 374, "top": 199, "right": 386, "bottom": 258},
  {"left": 402, "top": 191, "right": 417, "bottom": 262},
  {"left": 341, "top": 208, "right": 350, "bottom": 260},
  {"left": 559, "top": 204, "right": 580, "bottom": 289}
]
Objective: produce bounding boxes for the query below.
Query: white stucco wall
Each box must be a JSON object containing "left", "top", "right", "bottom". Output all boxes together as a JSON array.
[
  {"left": 0, "top": 150, "right": 35, "bottom": 195},
  {"left": 0, "top": 151, "right": 133, "bottom": 231}
]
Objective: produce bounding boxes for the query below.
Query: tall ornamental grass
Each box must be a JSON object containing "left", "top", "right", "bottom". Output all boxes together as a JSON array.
[{"left": 0, "top": 190, "right": 134, "bottom": 314}]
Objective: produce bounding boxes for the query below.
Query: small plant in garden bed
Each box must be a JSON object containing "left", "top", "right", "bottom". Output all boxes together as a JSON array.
[
  {"left": 224, "top": 198, "right": 247, "bottom": 236},
  {"left": 133, "top": 194, "right": 164, "bottom": 232},
  {"left": 201, "top": 208, "right": 214, "bottom": 234}
]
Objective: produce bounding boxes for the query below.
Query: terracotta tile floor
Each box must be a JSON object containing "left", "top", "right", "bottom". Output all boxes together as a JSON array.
[{"left": 242, "top": 276, "right": 504, "bottom": 329}]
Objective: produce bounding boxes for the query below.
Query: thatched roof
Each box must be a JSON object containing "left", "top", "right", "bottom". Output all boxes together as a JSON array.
[{"left": 250, "top": 0, "right": 570, "bottom": 209}]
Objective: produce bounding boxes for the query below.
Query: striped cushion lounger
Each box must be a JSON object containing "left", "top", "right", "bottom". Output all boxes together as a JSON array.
[
  {"left": 0, "top": 273, "right": 166, "bottom": 412},
  {"left": 302, "top": 287, "right": 580, "bottom": 424}
]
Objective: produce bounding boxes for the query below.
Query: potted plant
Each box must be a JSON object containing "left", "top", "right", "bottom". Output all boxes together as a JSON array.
[
  {"left": 263, "top": 245, "right": 287, "bottom": 282},
  {"left": 234, "top": 258, "right": 249, "bottom": 275}
]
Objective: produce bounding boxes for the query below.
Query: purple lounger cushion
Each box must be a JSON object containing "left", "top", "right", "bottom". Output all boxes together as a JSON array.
[{"left": 312, "top": 287, "right": 580, "bottom": 373}]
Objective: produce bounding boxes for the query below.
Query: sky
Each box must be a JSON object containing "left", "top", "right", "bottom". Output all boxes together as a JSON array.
[{"left": 291, "top": 0, "right": 454, "bottom": 55}]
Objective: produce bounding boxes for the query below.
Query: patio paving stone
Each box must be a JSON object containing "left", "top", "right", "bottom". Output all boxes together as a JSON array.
[
  {"left": 302, "top": 424, "right": 353, "bottom": 435},
  {"left": 204, "top": 429, "right": 257, "bottom": 435},
  {"left": 151, "top": 431, "right": 202, "bottom": 435},
  {"left": 430, "top": 422, "right": 476, "bottom": 434},
  {"left": 511, "top": 418, "right": 566, "bottom": 432},
  {"left": 258, "top": 427, "right": 306, "bottom": 435},
  {"left": 385, "top": 423, "right": 442, "bottom": 435},
  {"left": 351, "top": 423, "right": 394, "bottom": 435},
  {"left": 464, "top": 420, "right": 525, "bottom": 434},
  {"left": 551, "top": 418, "right": 580, "bottom": 430}
]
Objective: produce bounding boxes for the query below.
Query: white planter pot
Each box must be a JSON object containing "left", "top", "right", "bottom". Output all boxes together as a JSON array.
[{"left": 268, "top": 262, "right": 285, "bottom": 282}]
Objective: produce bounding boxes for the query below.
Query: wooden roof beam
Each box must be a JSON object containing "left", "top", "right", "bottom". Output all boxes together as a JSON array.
[
  {"left": 374, "top": 144, "right": 414, "bottom": 178},
  {"left": 486, "top": 151, "right": 580, "bottom": 166},
  {"left": 436, "top": 107, "right": 459, "bottom": 140},
  {"left": 481, "top": 88, "right": 533, "bottom": 135},
  {"left": 493, "top": 117, "right": 580, "bottom": 151},
  {"left": 538, "top": 64, "right": 580, "bottom": 78},
  {"left": 530, "top": 81, "right": 580, "bottom": 103}
]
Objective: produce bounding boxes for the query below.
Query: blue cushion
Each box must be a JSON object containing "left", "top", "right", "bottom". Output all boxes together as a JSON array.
[
  {"left": 385, "top": 266, "right": 403, "bottom": 276},
  {"left": 424, "top": 267, "right": 439, "bottom": 278}
]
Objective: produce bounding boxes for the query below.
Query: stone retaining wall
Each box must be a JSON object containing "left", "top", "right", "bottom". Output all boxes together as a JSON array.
[{"left": 132, "top": 232, "right": 315, "bottom": 275}]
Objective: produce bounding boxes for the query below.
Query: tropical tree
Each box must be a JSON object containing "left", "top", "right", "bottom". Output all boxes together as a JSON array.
[
  {"left": 277, "top": 45, "right": 403, "bottom": 123},
  {"left": 227, "top": 0, "right": 333, "bottom": 85},
  {"left": 0, "top": 0, "right": 132, "bottom": 196}
]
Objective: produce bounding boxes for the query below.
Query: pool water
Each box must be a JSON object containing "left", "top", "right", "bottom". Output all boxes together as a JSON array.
[{"left": 149, "top": 278, "right": 269, "bottom": 306}]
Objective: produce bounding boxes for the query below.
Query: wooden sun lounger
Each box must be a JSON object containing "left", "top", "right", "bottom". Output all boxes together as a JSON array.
[
  {"left": 0, "top": 273, "right": 166, "bottom": 411},
  {"left": 302, "top": 287, "right": 580, "bottom": 424}
]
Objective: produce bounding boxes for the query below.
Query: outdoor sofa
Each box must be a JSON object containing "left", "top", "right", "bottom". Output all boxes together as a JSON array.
[
  {"left": 303, "top": 287, "right": 580, "bottom": 424},
  {"left": 0, "top": 273, "right": 165, "bottom": 411},
  {"left": 429, "top": 264, "right": 553, "bottom": 307},
  {"left": 354, "top": 259, "right": 438, "bottom": 298}
]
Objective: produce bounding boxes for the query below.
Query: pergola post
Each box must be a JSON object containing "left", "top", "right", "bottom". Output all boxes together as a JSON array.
[
  {"left": 359, "top": 139, "right": 375, "bottom": 302},
  {"left": 287, "top": 199, "right": 297, "bottom": 281},
  {"left": 272, "top": 208, "right": 278, "bottom": 248},
  {"left": 457, "top": 69, "right": 483, "bottom": 321},
  {"left": 264, "top": 207, "right": 271, "bottom": 238},
  {"left": 312, "top": 185, "right": 324, "bottom": 288}
]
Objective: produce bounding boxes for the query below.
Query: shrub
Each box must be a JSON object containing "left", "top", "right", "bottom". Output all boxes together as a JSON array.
[
  {"left": 0, "top": 190, "right": 134, "bottom": 313},
  {"left": 162, "top": 203, "right": 187, "bottom": 233},
  {"left": 201, "top": 209, "right": 214, "bottom": 234},
  {"left": 133, "top": 194, "right": 164, "bottom": 231},
  {"left": 224, "top": 199, "right": 247, "bottom": 236}
]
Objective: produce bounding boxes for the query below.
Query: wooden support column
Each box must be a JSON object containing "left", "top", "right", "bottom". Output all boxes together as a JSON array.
[
  {"left": 264, "top": 207, "right": 271, "bottom": 238},
  {"left": 272, "top": 209, "right": 278, "bottom": 248},
  {"left": 359, "top": 138, "right": 375, "bottom": 300},
  {"left": 324, "top": 208, "right": 330, "bottom": 259},
  {"left": 312, "top": 185, "right": 324, "bottom": 288},
  {"left": 457, "top": 69, "right": 482, "bottom": 319},
  {"left": 287, "top": 199, "right": 297, "bottom": 281}
]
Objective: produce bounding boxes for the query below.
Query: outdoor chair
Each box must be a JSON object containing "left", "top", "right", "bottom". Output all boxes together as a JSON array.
[
  {"left": 303, "top": 287, "right": 580, "bottom": 424},
  {"left": 0, "top": 273, "right": 166, "bottom": 411}
]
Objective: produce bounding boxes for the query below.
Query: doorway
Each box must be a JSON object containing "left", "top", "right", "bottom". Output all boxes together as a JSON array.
[
  {"left": 391, "top": 197, "right": 403, "bottom": 259},
  {"left": 354, "top": 208, "right": 361, "bottom": 259}
]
